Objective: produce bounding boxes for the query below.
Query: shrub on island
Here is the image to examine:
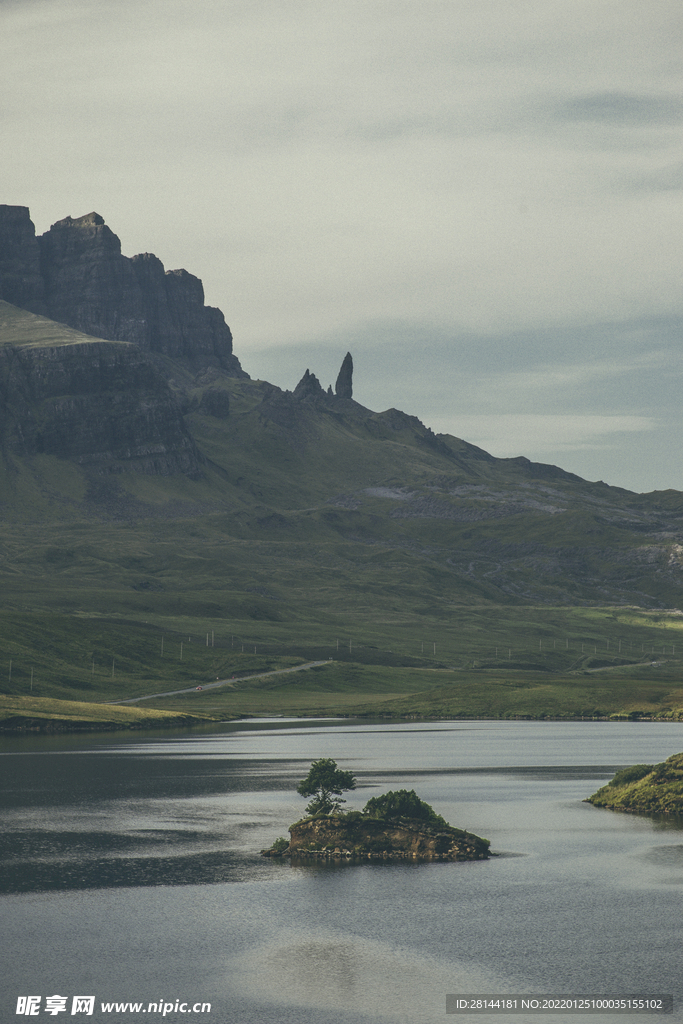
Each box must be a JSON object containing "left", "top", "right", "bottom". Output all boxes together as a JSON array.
[{"left": 362, "top": 788, "right": 449, "bottom": 827}]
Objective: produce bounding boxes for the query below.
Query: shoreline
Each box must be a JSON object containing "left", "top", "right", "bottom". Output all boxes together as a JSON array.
[{"left": 3, "top": 707, "right": 682, "bottom": 735}]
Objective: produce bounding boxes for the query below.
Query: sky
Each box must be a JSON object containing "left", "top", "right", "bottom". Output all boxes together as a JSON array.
[{"left": 2, "top": 0, "right": 682, "bottom": 493}]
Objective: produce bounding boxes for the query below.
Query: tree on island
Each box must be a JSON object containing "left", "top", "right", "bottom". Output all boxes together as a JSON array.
[
  {"left": 296, "top": 758, "right": 357, "bottom": 815},
  {"left": 362, "top": 788, "right": 449, "bottom": 827}
]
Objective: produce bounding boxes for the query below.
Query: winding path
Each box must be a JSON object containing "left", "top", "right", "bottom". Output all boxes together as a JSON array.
[{"left": 104, "top": 660, "right": 331, "bottom": 706}]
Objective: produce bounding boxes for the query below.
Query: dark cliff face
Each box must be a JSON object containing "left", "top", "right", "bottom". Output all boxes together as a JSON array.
[
  {"left": 38, "top": 213, "right": 139, "bottom": 340},
  {"left": 0, "top": 302, "right": 202, "bottom": 476},
  {"left": 0, "top": 206, "right": 47, "bottom": 316},
  {"left": 0, "top": 206, "right": 247, "bottom": 377}
]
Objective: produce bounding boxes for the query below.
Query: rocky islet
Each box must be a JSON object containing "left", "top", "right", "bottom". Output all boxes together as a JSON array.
[{"left": 262, "top": 812, "right": 491, "bottom": 862}]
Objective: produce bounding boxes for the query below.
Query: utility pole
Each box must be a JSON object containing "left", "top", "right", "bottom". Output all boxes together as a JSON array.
[
  {"left": 112, "top": 658, "right": 115, "bottom": 679},
  {"left": 181, "top": 643, "right": 183, "bottom": 660}
]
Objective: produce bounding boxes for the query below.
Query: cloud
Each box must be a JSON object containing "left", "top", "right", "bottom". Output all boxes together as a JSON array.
[
  {"left": 2, "top": 0, "right": 682, "bottom": 490},
  {"left": 554, "top": 92, "right": 683, "bottom": 126},
  {"left": 628, "top": 160, "right": 683, "bottom": 192},
  {"left": 428, "top": 414, "right": 656, "bottom": 458}
]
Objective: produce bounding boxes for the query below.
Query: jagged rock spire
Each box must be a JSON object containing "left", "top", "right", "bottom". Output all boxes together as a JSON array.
[
  {"left": 293, "top": 368, "right": 324, "bottom": 400},
  {"left": 335, "top": 351, "right": 353, "bottom": 399}
]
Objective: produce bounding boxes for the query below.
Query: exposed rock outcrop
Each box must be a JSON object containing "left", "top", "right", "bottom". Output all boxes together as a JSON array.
[
  {"left": 0, "top": 301, "right": 201, "bottom": 475},
  {"left": 0, "top": 206, "right": 247, "bottom": 376},
  {"left": 262, "top": 814, "right": 490, "bottom": 861},
  {"left": 293, "top": 354, "right": 355, "bottom": 405},
  {"left": 335, "top": 351, "right": 353, "bottom": 399},
  {"left": 293, "top": 368, "right": 325, "bottom": 401}
]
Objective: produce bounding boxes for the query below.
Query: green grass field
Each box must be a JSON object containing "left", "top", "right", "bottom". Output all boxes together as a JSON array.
[
  {"left": 1, "top": 602, "right": 682, "bottom": 727},
  {"left": 144, "top": 659, "right": 683, "bottom": 721}
]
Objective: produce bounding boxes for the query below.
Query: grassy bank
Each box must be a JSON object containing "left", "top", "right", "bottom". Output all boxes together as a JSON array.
[
  {"left": 0, "top": 694, "right": 216, "bottom": 733},
  {"left": 587, "top": 753, "right": 683, "bottom": 815}
]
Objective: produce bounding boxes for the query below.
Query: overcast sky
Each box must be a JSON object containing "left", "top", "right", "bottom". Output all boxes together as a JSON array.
[{"left": 2, "top": 0, "right": 682, "bottom": 492}]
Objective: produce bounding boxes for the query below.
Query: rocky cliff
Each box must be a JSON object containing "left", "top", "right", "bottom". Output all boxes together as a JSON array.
[
  {"left": 263, "top": 813, "right": 490, "bottom": 861},
  {"left": 0, "top": 206, "right": 247, "bottom": 376},
  {"left": 0, "top": 301, "right": 201, "bottom": 475},
  {"left": 0, "top": 206, "right": 47, "bottom": 317}
]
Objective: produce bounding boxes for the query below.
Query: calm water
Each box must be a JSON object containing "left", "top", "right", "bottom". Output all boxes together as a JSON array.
[{"left": 2, "top": 719, "right": 683, "bottom": 1024}]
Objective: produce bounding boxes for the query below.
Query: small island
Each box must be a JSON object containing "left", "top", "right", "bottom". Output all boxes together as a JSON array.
[
  {"left": 261, "top": 759, "right": 490, "bottom": 862},
  {"left": 586, "top": 751, "right": 683, "bottom": 816}
]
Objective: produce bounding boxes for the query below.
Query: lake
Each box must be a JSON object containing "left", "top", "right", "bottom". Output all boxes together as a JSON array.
[{"left": 2, "top": 718, "right": 683, "bottom": 1024}]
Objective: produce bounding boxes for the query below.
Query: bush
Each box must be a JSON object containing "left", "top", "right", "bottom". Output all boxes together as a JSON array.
[
  {"left": 271, "top": 837, "right": 289, "bottom": 853},
  {"left": 609, "top": 764, "right": 654, "bottom": 788},
  {"left": 362, "top": 789, "right": 449, "bottom": 827}
]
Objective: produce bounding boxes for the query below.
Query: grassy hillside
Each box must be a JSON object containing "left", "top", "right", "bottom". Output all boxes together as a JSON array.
[
  {"left": 2, "top": 304, "right": 683, "bottom": 720},
  {"left": 146, "top": 659, "right": 683, "bottom": 722},
  {"left": 0, "top": 299, "right": 115, "bottom": 350},
  {"left": 587, "top": 753, "right": 683, "bottom": 815}
]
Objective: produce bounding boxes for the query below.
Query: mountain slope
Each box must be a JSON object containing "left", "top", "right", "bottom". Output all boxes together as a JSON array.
[
  {"left": 1, "top": 309, "right": 682, "bottom": 616},
  {"left": 2, "top": 208, "right": 683, "bottom": 710}
]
